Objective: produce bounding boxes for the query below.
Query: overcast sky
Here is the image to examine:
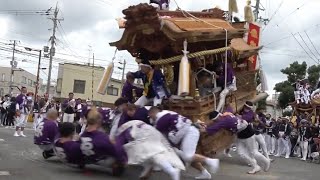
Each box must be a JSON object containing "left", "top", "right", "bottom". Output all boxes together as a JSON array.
[{"left": 0, "top": 0, "right": 319, "bottom": 97}]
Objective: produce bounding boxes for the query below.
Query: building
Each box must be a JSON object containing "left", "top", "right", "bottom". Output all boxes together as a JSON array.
[
  {"left": 56, "top": 63, "right": 123, "bottom": 106},
  {"left": 0, "top": 66, "right": 43, "bottom": 96},
  {"left": 266, "top": 100, "right": 282, "bottom": 118}
]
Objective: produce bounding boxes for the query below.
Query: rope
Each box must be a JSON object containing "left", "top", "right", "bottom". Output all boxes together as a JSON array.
[{"left": 149, "top": 47, "right": 231, "bottom": 65}]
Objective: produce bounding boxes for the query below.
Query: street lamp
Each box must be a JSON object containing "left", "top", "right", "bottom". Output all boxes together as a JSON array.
[{"left": 24, "top": 47, "right": 42, "bottom": 101}]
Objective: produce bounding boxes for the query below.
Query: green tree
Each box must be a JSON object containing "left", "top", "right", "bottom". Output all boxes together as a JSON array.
[
  {"left": 280, "top": 61, "right": 307, "bottom": 83},
  {"left": 307, "top": 64, "right": 320, "bottom": 88}
]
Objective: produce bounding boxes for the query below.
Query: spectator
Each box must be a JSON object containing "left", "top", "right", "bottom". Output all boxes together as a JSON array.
[
  {"left": 7, "top": 96, "right": 16, "bottom": 128},
  {"left": 14, "top": 86, "right": 29, "bottom": 137},
  {"left": 62, "top": 92, "right": 76, "bottom": 123}
]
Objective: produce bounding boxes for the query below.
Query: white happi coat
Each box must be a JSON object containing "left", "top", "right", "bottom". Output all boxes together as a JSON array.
[{"left": 117, "top": 120, "right": 185, "bottom": 170}]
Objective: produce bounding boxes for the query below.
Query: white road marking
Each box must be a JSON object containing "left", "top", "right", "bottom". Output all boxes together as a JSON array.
[
  {"left": 0, "top": 171, "right": 10, "bottom": 175},
  {"left": 0, "top": 139, "right": 5, "bottom": 142}
]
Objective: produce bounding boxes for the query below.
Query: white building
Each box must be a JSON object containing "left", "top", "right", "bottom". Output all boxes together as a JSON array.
[{"left": 0, "top": 66, "right": 43, "bottom": 96}]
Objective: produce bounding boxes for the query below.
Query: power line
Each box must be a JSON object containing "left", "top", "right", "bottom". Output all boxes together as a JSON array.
[
  {"left": 304, "top": 31, "right": 320, "bottom": 57},
  {"left": 263, "top": 23, "right": 320, "bottom": 47},
  {"left": 290, "top": 32, "right": 319, "bottom": 64},
  {"left": 262, "top": 0, "right": 284, "bottom": 32},
  {"left": 296, "top": 32, "right": 319, "bottom": 62},
  {"left": 271, "top": 1, "right": 308, "bottom": 29}
]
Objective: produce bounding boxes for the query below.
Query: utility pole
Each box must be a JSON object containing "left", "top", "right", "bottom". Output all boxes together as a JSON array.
[
  {"left": 9, "top": 40, "right": 17, "bottom": 96},
  {"left": 88, "top": 45, "right": 92, "bottom": 66},
  {"left": 119, "top": 59, "right": 126, "bottom": 94},
  {"left": 47, "top": 3, "right": 63, "bottom": 94},
  {"left": 254, "top": 0, "right": 261, "bottom": 21},
  {"left": 91, "top": 53, "right": 95, "bottom": 102},
  {"left": 35, "top": 50, "right": 42, "bottom": 101}
]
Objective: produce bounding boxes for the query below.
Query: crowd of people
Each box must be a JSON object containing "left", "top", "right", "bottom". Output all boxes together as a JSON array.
[{"left": 1, "top": 59, "right": 320, "bottom": 180}]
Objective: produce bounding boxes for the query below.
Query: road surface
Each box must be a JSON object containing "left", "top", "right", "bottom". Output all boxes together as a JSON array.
[{"left": 0, "top": 125, "right": 319, "bottom": 180}]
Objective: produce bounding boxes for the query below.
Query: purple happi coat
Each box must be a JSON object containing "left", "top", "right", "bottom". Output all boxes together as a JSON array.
[
  {"left": 155, "top": 111, "right": 192, "bottom": 136},
  {"left": 241, "top": 110, "right": 255, "bottom": 123},
  {"left": 98, "top": 108, "right": 111, "bottom": 126},
  {"left": 118, "top": 107, "right": 150, "bottom": 127},
  {"left": 121, "top": 81, "right": 143, "bottom": 103},
  {"left": 16, "top": 93, "right": 27, "bottom": 113},
  {"left": 206, "top": 115, "right": 238, "bottom": 135},
  {"left": 54, "top": 140, "right": 85, "bottom": 165},
  {"left": 130, "top": 107, "right": 150, "bottom": 124},
  {"left": 34, "top": 119, "right": 59, "bottom": 145},
  {"left": 217, "top": 63, "right": 235, "bottom": 87},
  {"left": 80, "top": 130, "right": 126, "bottom": 163}
]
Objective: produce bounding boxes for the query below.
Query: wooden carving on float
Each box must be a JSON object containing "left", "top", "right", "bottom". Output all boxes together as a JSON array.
[{"left": 110, "top": 3, "right": 266, "bottom": 155}]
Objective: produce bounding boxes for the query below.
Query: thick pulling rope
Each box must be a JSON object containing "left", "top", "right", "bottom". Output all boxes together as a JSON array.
[{"left": 149, "top": 47, "right": 231, "bottom": 65}]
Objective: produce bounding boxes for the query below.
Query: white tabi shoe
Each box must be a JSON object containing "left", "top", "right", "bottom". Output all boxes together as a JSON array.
[
  {"left": 285, "top": 155, "right": 289, "bottom": 159},
  {"left": 264, "top": 160, "right": 271, "bottom": 172},
  {"left": 13, "top": 131, "right": 20, "bottom": 137},
  {"left": 195, "top": 169, "right": 212, "bottom": 180},
  {"left": 20, "top": 131, "right": 26, "bottom": 137},
  {"left": 274, "top": 154, "right": 280, "bottom": 157},
  {"left": 247, "top": 166, "right": 261, "bottom": 174},
  {"left": 205, "top": 159, "right": 220, "bottom": 174}
]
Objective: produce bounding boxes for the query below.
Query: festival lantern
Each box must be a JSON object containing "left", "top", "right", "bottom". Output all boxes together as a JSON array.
[
  {"left": 97, "top": 62, "right": 114, "bottom": 95},
  {"left": 178, "top": 40, "right": 190, "bottom": 96}
]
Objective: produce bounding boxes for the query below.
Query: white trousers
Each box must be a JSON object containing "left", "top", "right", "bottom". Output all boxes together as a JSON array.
[
  {"left": 63, "top": 113, "right": 74, "bottom": 123},
  {"left": 237, "top": 136, "right": 269, "bottom": 170},
  {"left": 277, "top": 136, "right": 290, "bottom": 157},
  {"left": 33, "top": 113, "right": 39, "bottom": 130},
  {"left": 179, "top": 126, "right": 200, "bottom": 163},
  {"left": 16, "top": 114, "right": 27, "bottom": 128},
  {"left": 255, "top": 134, "right": 269, "bottom": 159},
  {"left": 299, "top": 140, "right": 308, "bottom": 160},
  {"left": 265, "top": 134, "right": 276, "bottom": 154},
  {"left": 135, "top": 95, "right": 163, "bottom": 107},
  {"left": 216, "top": 82, "right": 237, "bottom": 112}
]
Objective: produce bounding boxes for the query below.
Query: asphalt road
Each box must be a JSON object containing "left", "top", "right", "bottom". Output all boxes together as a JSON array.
[{"left": 0, "top": 125, "right": 320, "bottom": 180}]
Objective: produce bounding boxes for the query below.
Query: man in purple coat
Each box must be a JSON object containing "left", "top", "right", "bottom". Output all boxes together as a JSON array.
[
  {"left": 205, "top": 111, "right": 270, "bottom": 174},
  {"left": 54, "top": 122, "right": 85, "bottom": 166},
  {"left": 80, "top": 108, "right": 126, "bottom": 175},
  {"left": 121, "top": 73, "right": 143, "bottom": 103},
  {"left": 118, "top": 104, "right": 151, "bottom": 127},
  {"left": 149, "top": 106, "right": 219, "bottom": 180},
  {"left": 215, "top": 63, "right": 237, "bottom": 112},
  {"left": 34, "top": 109, "right": 59, "bottom": 159},
  {"left": 14, "top": 86, "right": 28, "bottom": 137}
]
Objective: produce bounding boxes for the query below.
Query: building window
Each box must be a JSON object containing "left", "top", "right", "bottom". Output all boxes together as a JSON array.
[
  {"left": 22, "top": 76, "right": 27, "bottom": 84},
  {"left": 107, "top": 86, "right": 119, "bottom": 96},
  {"left": 1, "top": 74, "right": 5, "bottom": 81},
  {"left": 33, "top": 81, "right": 37, "bottom": 87},
  {"left": 28, "top": 79, "right": 33, "bottom": 86},
  {"left": 73, "top": 80, "right": 86, "bottom": 94}
]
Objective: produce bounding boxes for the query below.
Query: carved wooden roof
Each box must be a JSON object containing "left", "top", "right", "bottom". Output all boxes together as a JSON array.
[{"left": 109, "top": 3, "right": 247, "bottom": 57}]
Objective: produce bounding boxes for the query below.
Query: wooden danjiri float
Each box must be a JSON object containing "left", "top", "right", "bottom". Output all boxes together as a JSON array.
[{"left": 110, "top": 3, "right": 268, "bottom": 157}]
